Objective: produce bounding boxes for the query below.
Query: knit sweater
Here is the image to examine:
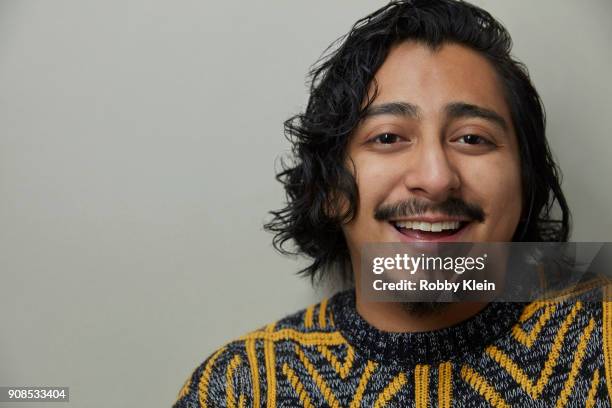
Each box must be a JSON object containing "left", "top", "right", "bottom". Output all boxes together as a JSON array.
[{"left": 173, "top": 285, "right": 612, "bottom": 407}]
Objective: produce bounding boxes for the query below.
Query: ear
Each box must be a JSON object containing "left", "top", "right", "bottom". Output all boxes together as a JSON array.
[
  {"left": 323, "top": 191, "right": 339, "bottom": 219},
  {"left": 323, "top": 189, "right": 351, "bottom": 222}
]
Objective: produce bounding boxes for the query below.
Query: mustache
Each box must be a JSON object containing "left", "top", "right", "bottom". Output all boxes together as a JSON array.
[{"left": 374, "top": 197, "right": 485, "bottom": 222}]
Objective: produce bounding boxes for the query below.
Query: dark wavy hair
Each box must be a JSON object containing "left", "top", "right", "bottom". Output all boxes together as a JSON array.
[{"left": 264, "top": 0, "right": 571, "bottom": 282}]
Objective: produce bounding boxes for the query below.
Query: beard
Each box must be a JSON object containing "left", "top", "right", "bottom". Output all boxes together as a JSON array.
[{"left": 399, "top": 301, "right": 450, "bottom": 317}]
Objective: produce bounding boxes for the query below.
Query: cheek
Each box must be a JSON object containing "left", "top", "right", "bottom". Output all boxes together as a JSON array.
[
  {"left": 460, "top": 156, "right": 522, "bottom": 232},
  {"left": 350, "top": 153, "right": 403, "bottom": 216},
  {"left": 341, "top": 153, "right": 403, "bottom": 246}
]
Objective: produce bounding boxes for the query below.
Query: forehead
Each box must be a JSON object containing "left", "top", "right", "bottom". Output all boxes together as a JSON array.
[{"left": 370, "top": 41, "right": 512, "bottom": 122}]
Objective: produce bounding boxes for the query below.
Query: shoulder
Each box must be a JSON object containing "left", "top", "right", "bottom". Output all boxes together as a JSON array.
[
  {"left": 172, "top": 292, "right": 346, "bottom": 408},
  {"left": 506, "top": 277, "right": 611, "bottom": 360},
  {"left": 503, "top": 278, "right": 612, "bottom": 403},
  {"left": 172, "top": 340, "right": 249, "bottom": 408},
  {"left": 516, "top": 276, "right": 609, "bottom": 327}
]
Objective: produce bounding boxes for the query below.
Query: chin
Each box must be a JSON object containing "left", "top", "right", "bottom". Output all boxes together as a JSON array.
[{"left": 399, "top": 302, "right": 451, "bottom": 316}]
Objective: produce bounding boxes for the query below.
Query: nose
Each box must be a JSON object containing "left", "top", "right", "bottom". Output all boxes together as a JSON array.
[{"left": 403, "top": 138, "right": 461, "bottom": 201}]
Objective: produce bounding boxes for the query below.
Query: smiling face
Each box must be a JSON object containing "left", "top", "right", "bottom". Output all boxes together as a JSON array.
[{"left": 341, "top": 41, "right": 523, "bottom": 264}]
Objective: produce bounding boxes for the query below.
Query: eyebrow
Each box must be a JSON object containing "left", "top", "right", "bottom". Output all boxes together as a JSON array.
[
  {"left": 362, "top": 102, "right": 421, "bottom": 119},
  {"left": 445, "top": 102, "right": 508, "bottom": 131},
  {"left": 362, "top": 101, "right": 508, "bottom": 131}
]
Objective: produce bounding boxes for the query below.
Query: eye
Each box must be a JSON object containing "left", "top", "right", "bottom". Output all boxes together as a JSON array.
[
  {"left": 371, "top": 133, "right": 402, "bottom": 144},
  {"left": 456, "top": 134, "right": 493, "bottom": 145}
]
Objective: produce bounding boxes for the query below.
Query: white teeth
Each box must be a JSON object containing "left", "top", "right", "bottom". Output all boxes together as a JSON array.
[
  {"left": 419, "top": 222, "right": 431, "bottom": 232},
  {"left": 394, "top": 220, "right": 462, "bottom": 232}
]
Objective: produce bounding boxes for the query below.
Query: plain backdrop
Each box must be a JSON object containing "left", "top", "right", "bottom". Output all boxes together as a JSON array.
[{"left": 1, "top": 1, "right": 611, "bottom": 407}]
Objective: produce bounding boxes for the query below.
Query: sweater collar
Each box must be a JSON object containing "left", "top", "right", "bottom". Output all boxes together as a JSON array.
[{"left": 329, "top": 288, "right": 523, "bottom": 366}]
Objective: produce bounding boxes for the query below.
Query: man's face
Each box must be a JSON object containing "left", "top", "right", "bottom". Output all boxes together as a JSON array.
[{"left": 341, "top": 41, "right": 523, "bottom": 261}]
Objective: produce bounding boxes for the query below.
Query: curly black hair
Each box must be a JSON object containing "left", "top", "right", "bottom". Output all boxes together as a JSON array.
[{"left": 264, "top": 0, "right": 571, "bottom": 283}]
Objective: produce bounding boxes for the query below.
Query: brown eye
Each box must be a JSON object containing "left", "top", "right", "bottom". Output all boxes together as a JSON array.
[
  {"left": 373, "top": 133, "right": 401, "bottom": 144},
  {"left": 457, "top": 134, "right": 492, "bottom": 145}
]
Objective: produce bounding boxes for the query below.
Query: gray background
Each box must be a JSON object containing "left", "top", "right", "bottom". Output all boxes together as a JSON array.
[{"left": 0, "top": 1, "right": 611, "bottom": 407}]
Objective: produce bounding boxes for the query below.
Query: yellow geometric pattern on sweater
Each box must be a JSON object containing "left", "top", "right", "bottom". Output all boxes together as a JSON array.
[{"left": 173, "top": 288, "right": 612, "bottom": 408}]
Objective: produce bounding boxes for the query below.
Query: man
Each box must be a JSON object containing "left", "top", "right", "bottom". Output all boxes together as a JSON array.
[{"left": 174, "top": 1, "right": 612, "bottom": 406}]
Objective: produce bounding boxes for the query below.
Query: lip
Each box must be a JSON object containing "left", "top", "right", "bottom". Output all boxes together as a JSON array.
[
  {"left": 390, "top": 220, "right": 472, "bottom": 243},
  {"left": 389, "top": 215, "right": 471, "bottom": 223}
]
